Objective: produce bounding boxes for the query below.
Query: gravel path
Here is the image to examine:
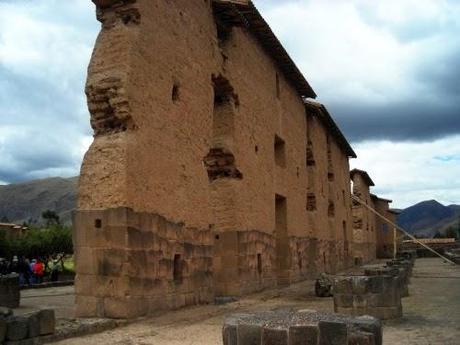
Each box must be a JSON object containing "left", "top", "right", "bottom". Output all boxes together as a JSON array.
[{"left": 45, "top": 258, "right": 460, "bottom": 345}]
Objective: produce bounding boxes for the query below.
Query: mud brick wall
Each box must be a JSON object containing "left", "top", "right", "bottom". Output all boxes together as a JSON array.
[
  {"left": 77, "top": 0, "right": 357, "bottom": 316},
  {"left": 73, "top": 208, "right": 214, "bottom": 318},
  {"left": 223, "top": 310, "right": 382, "bottom": 345},
  {"left": 333, "top": 275, "right": 402, "bottom": 320},
  {"left": 373, "top": 198, "right": 395, "bottom": 259},
  {"left": 351, "top": 171, "right": 378, "bottom": 264},
  {"left": 0, "top": 274, "right": 20, "bottom": 308}
]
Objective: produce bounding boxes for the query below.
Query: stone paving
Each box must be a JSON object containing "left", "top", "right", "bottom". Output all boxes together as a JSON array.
[{"left": 12, "top": 258, "right": 460, "bottom": 345}]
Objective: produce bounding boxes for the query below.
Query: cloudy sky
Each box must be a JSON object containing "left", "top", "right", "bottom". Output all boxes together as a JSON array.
[{"left": 0, "top": 0, "right": 459, "bottom": 208}]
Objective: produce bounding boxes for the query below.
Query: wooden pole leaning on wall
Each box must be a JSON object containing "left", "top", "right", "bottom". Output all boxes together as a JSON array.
[{"left": 351, "top": 194, "right": 457, "bottom": 266}]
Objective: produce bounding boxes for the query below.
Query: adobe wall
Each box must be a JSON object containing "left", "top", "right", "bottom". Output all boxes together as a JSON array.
[
  {"left": 75, "top": 0, "right": 356, "bottom": 318},
  {"left": 351, "top": 174, "right": 377, "bottom": 264},
  {"left": 305, "top": 111, "right": 354, "bottom": 274},
  {"left": 374, "top": 199, "right": 394, "bottom": 259}
]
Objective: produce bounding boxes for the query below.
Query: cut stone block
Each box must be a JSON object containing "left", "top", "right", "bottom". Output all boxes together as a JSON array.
[
  {"left": 26, "top": 313, "right": 40, "bottom": 338},
  {"left": 0, "top": 319, "right": 6, "bottom": 343},
  {"left": 0, "top": 275, "right": 20, "bottom": 309},
  {"left": 6, "top": 316, "right": 28, "bottom": 341},
  {"left": 288, "top": 325, "right": 318, "bottom": 345},
  {"left": 318, "top": 320, "right": 348, "bottom": 344},
  {"left": 37, "top": 309, "right": 55, "bottom": 335}
]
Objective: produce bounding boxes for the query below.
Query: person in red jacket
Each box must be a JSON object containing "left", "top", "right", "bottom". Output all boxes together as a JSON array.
[{"left": 33, "top": 259, "right": 45, "bottom": 284}]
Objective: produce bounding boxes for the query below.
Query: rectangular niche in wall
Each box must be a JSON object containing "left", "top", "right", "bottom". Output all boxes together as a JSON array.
[
  {"left": 275, "top": 194, "right": 289, "bottom": 286},
  {"left": 274, "top": 135, "right": 286, "bottom": 168}
]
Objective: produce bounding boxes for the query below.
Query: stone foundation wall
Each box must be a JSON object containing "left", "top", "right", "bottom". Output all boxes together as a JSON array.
[
  {"left": 364, "top": 265, "right": 409, "bottom": 298},
  {"left": 0, "top": 309, "right": 55, "bottom": 344},
  {"left": 333, "top": 275, "right": 402, "bottom": 320},
  {"left": 215, "top": 230, "right": 277, "bottom": 297},
  {"left": 73, "top": 208, "right": 214, "bottom": 318}
]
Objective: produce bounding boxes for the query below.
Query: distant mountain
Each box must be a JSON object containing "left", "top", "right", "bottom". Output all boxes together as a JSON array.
[
  {"left": 0, "top": 177, "right": 78, "bottom": 226},
  {"left": 397, "top": 200, "right": 460, "bottom": 237}
]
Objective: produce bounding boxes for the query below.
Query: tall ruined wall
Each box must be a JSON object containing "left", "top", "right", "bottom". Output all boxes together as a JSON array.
[
  {"left": 351, "top": 174, "right": 377, "bottom": 264},
  {"left": 374, "top": 199, "right": 394, "bottom": 258},
  {"left": 75, "top": 0, "right": 356, "bottom": 318},
  {"left": 305, "top": 112, "right": 354, "bottom": 274}
]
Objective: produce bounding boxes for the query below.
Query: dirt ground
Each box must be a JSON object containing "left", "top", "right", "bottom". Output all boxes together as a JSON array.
[{"left": 18, "top": 258, "right": 460, "bottom": 345}]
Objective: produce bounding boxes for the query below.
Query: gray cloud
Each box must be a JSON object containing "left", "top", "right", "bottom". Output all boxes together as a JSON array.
[
  {"left": 0, "top": 0, "right": 97, "bottom": 183},
  {"left": 330, "top": 101, "right": 460, "bottom": 142}
]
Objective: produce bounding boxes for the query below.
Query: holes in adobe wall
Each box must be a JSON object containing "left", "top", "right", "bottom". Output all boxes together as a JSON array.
[
  {"left": 274, "top": 135, "right": 286, "bottom": 167},
  {"left": 257, "top": 253, "right": 262, "bottom": 275},
  {"left": 173, "top": 254, "right": 183, "bottom": 283},
  {"left": 95, "top": 219, "right": 102, "bottom": 229},
  {"left": 306, "top": 141, "right": 315, "bottom": 167},
  {"left": 119, "top": 8, "right": 141, "bottom": 26},
  {"left": 212, "top": 74, "right": 239, "bottom": 108},
  {"left": 328, "top": 201, "right": 335, "bottom": 218},
  {"left": 306, "top": 193, "right": 317, "bottom": 212},
  {"left": 172, "top": 83, "right": 180, "bottom": 103},
  {"left": 328, "top": 172, "right": 335, "bottom": 182}
]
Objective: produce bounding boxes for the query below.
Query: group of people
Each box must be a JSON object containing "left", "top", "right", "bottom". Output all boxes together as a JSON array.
[{"left": 0, "top": 256, "right": 61, "bottom": 285}]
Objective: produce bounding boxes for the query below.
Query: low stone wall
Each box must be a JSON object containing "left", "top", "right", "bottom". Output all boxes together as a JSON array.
[
  {"left": 0, "top": 308, "right": 55, "bottom": 344},
  {"left": 364, "top": 265, "right": 409, "bottom": 298},
  {"left": 333, "top": 275, "right": 402, "bottom": 320},
  {"left": 223, "top": 310, "right": 382, "bottom": 345},
  {"left": 387, "top": 258, "right": 414, "bottom": 277},
  {"left": 0, "top": 274, "right": 20, "bottom": 308}
]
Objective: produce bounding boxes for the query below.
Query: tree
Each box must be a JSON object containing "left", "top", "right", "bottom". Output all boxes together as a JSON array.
[
  {"left": 41, "top": 210, "right": 60, "bottom": 226},
  {"left": 433, "top": 231, "right": 443, "bottom": 239},
  {"left": 445, "top": 227, "right": 458, "bottom": 239}
]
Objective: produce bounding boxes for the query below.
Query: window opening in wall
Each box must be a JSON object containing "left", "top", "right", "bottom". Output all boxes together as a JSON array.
[
  {"left": 95, "top": 219, "right": 102, "bottom": 229},
  {"left": 382, "top": 224, "right": 389, "bottom": 233},
  {"left": 257, "top": 253, "right": 262, "bottom": 275},
  {"left": 216, "top": 21, "right": 232, "bottom": 46},
  {"left": 173, "top": 254, "right": 183, "bottom": 283},
  {"left": 215, "top": 234, "right": 220, "bottom": 240},
  {"left": 274, "top": 135, "right": 286, "bottom": 167},
  {"left": 306, "top": 141, "right": 315, "bottom": 166},
  {"left": 255, "top": 145, "right": 259, "bottom": 153},
  {"left": 326, "top": 134, "right": 334, "bottom": 181},
  {"left": 328, "top": 201, "right": 335, "bottom": 217},
  {"left": 298, "top": 253, "right": 302, "bottom": 270},
  {"left": 323, "top": 252, "right": 326, "bottom": 269},
  {"left": 307, "top": 193, "right": 317, "bottom": 212},
  {"left": 172, "top": 83, "right": 180, "bottom": 102},
  {"left": 343, "top": 221, "right": 348, "bottom": 254},
  {"left": 276, "top": 73, "right": 280, "bottom": 99}
]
